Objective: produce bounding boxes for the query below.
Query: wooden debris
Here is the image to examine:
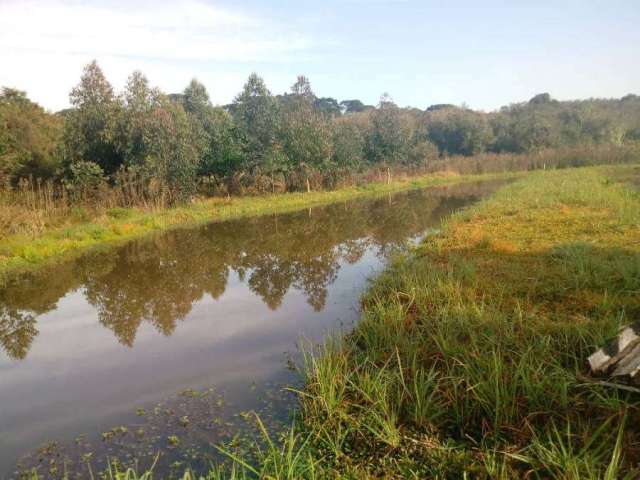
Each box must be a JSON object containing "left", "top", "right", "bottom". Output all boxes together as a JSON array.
[{"left": 588, "top": 322, "right": 640, "bottom": 382}]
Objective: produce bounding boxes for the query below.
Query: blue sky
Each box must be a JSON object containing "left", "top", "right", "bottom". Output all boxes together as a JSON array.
[{"left": 1, "top": 0, "right": 638, "bottom": 111}]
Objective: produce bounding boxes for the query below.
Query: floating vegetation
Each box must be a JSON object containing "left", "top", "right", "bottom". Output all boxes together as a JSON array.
[{"left": 14, "top": 378, "right": 300, "bottom": 480}]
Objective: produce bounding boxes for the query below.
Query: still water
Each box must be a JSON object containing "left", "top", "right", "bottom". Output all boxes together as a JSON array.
[{"left": 0, "top": 181, "right": 503, "bottom": 478}]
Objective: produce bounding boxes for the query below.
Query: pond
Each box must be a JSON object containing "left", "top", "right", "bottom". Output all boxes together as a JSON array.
[{"left": 0, "top": 180, "right": 504, "bottom": 479}]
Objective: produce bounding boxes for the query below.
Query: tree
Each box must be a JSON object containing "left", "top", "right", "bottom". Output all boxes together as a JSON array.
[
  {"left": 64, "top": 61, "right": 121, "bottom": 174},
  {"left": 0, "top": 88, "right": 63, "bottom": 181},
  {"left": 331, "top": 115, "right": 367, "bottom": 170},
  {"left": 177, "top": 79, "right": 242, "bottom": 180},
  {"left": 182, "top": 78, "right": 211, "bottom": 117},
  {"left": 314, "top": 97, "right": 342, "bottom": 117},
  {"left": 143, "top": 97, "right": 203, "bottom": 200},
  {"left": 426, "top": 107, "right": 493, "bottom": 156},
  {"left": 197, "top": 107, "right": 243, "bottom": 179},
  {"left": 529, "top": 92, "right": 554, "bottom": 105},
  {"left": 290, "top": 75, "right": 315, "bottom": 101},
  {"left": 367, "top": 94, "right": 414, "bottom": 164},
  {"left": 116, "top": 70, "right": 160, "bottom": 166},
  {"left": 491, "top": 107, "right": 556, "bottom": 153},
  {"left": 340, "top": 99, "right": 371, "bottom": 114},
  {"left": 232, "top": 73, "right": 280, "bottom": 172},
  {"left": 113, "top": 72, "right": 204, "bottom": 200},
  {"left": 426, "top": 104, "right": 457, "bottom": 112},
  {"left": 279, "top": 77, "right": 332, "bottom": 177},
  {"left": 407, "top": 140, "right": 439, "bottom": 167}
]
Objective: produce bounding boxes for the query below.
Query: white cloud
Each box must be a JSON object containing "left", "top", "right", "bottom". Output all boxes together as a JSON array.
[{"left": 0, "top": 0, "right": 314, "bottom": 110}]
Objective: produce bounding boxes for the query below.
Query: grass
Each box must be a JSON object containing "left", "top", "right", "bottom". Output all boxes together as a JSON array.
[
  {"left": 0, "top": 170, "right": 519, "bottom": 287},
  {"left": 284, "top": 164, "right": 640, "bottom": 478},
  {"left": 22, "top": 164, "right": 640, "bottom": 478}
]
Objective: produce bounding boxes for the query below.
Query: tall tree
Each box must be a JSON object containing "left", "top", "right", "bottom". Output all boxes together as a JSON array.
[
  {"left": 115, "top": 72, "right": 203, "bottom": 200},
  {"left": 426, "top": 107, "right": 493, "bottom": 155},
  {"left": 117, "top": 70, "right": 160, "bottom": 166},
  {"left": 367, "top": 94, "right": 414, "bottom": 164},
  {"left": 0, "top": 88, "right": 63, "bottom": 180},
  {"left": 290, "top": 75, "right": 315, "bottom": 101},
  {"left": 182, "top": 78, "right": 212, "bottom": 119},
  {"left": 340, "top": 99, "right": 370, "bottom": 114},
  {"left": 279, "top": 76, "right": 332, "bottom": 176},
  {"left": 64, "top": 61, "right": 121, "bottom": 174},
  {"left": 314, "top": 97, "right": 342, "bottom": 117},
  {"left": 232, "top": 73, "right": 280, "bottom": 172},
  {"left": 179, "top": 79, "right": 242, "bottom": 180}
]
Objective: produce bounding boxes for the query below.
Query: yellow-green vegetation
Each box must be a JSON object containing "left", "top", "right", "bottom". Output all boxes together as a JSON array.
[
  {"left": 0, "top": 170, "right": 518, "bottom": 286},
  {"left": 286, "top": 164, "right": 640, "bottom": 478}
]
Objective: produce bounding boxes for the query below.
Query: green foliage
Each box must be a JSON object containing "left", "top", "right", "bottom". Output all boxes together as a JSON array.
[
  {"left": 313, "top": 97, "right": 341, "bottom": 117},
  {"left": 340, "top": 99, "right": 372, "bottom": 114},
  {"left": 426, "top": 106, "right": 493, "bottom": 155},
  {"left": 491, "top": 93, "right": 640, "bottom": 153},
  {"left": 331, "top": 116, "right": 367, "bottom": 170},
  {"left": 64, "top": 60, "right": 122, "bottom": 174},
  {"left": 0, "top": 87, "right": 63, "bottom": 181},
  {"left": 407, "top": 139, "right": 439, "bottom": 167},
  {"left": 232, "top": 73, "right": 280, "bottom": 172},
  {"left": 64, "top": 160, "right": 106, "bottom": 196},
  {"left": 197, "top": 107, "right": 243, "bottom": 179},
  {"left": 113, "top": 71, "right": 204, "bottom": 200},
  {"left": 367, "top": 94, "right": 415, "bottom": 164},
  {"left": 4, "top": 61, "right": 640, "bottom": 203},
  {"left": 279, "top": 77, "right": 332, "bottom": 174}
]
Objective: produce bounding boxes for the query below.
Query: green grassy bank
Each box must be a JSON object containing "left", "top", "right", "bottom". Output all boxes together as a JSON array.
[
  {"left": 165, "top": 163, "right": 638, "bottom": 479},
  {"left": 0, "top": 171, "right": 518, "bottom": 286},
  {"left": 277, "top": 164, "right": 640, "bottom": 479}
]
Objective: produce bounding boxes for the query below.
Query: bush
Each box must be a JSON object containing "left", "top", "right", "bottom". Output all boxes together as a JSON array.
[{"left": 64, "top": 161, "right": 107, "bottom": 200}]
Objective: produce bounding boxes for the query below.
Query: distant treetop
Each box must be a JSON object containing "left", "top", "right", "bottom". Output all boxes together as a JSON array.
[
  {"left": 426, "top": 104, "right": 458, "bottom": 112},
  {"left": 528, "top": 93, "right": 555, "bottom": 105}
]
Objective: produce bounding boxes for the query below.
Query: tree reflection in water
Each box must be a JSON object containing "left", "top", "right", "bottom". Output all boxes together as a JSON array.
[{"left": 0, "top": 181, "right": 500, "bottom": 359}]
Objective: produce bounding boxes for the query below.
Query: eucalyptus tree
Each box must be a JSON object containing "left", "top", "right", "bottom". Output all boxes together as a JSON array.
[
  {"left": 64, "top": 60, "right": 121, "bottom": 174},
  {"left": 180, "top": 79, "right": 242, "bottom": 182},
  {"left": 232, "top": 73, "right": 281, "bottom": 174},
  {"left": 115, "top": 71, "right": 204, "bottom": 199},
  {"left": 367, "top": 94, "right": 414, "bottom": 165},
  {"left": 331, "top": 114, "right": 367, "bottom": 171},
  {"left": 279, "top": 76, "right": 332, "bottom": 180}
]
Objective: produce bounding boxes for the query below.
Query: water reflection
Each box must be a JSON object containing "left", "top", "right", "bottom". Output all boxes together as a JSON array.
[
  {"left": 0, "top": 307, "right": 36, "bottom": 360},
  {"left": 1, "top": 183, "right": 491, "bottom": 360},
  {"left": 0, "top": 181, "right": 506, "bottom": 478}
]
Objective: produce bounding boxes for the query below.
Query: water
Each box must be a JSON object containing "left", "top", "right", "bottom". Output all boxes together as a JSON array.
[{"left": 0, "top": 181, "right": 503, "bottom": 478}]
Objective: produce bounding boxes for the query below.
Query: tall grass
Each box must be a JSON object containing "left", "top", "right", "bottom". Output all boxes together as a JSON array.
[
  {"left": 0, "top": 170, "right": 173, "bottom": 240},
  {"left": 428, "top": 143, "right": 640, "bottom": 175},
  {"left": 3, "top": 143, "right": 639, "bottom": 242},
  {"left": 277, "top": 165, "right": 640, "bottom": 478}
]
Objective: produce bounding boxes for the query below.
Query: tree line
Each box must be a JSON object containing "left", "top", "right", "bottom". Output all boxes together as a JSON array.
[{"left": 1, "top": 61, "right": 640, "bottom": 202}]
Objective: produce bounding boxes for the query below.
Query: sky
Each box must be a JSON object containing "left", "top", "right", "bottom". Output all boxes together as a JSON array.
[{"left": 1, "top": 0, "right": 639, "bottom": 112}]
